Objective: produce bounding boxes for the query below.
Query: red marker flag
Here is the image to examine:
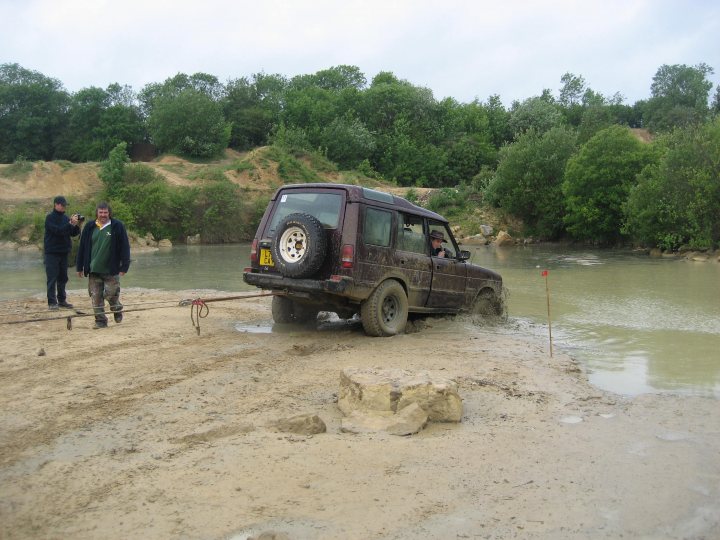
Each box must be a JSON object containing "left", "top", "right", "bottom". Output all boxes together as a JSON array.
[{"left": 541, "top": 270, "right": 548, "bottom": 277}]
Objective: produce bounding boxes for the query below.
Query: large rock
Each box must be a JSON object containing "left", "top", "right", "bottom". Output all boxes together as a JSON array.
[
  {"left": 480, "top": 224, "right": 494, "bottom": 237},
  {"left": 495, "top": 230, "right": 514, "bottom": 247},
  {"left": 340, "top": 403, "right": 428, "bottom": 436},
  {"left": 462, "top": 234, "right": 488, "bottom": 245},
  {"left": 338, "top": 368, "right": 463, "bottom": 422}
]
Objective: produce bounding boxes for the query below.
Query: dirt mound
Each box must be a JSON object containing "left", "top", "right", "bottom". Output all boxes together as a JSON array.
[
  {"left": 630, "top": 128, "right": 653, "bottom": 143},
  {"left": 0, "top": 162, "right": 102, "bottom": 204}
]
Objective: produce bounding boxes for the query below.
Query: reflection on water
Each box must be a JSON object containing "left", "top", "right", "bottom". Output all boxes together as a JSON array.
[
  {"left": 467, "top": 244, "right": 720, "bottom": 398},
  {"left": 0, "top": 244, "right": 255, "bottom": 299},
  {"left": 2, "top": 243, "right": 719, "bottom": 398}
]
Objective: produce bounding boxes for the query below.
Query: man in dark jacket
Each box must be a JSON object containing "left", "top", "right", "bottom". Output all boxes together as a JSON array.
[
  {"left": 44, "top": 195, "right": 81, "bottom": 310},
  {"left": 76, "top": 202, "right": 131, "bottom": 329}
]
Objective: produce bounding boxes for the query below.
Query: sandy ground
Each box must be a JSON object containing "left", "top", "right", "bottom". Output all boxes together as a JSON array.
[{"left": 0, "top": 289, "right": 718, "bottom": 540}]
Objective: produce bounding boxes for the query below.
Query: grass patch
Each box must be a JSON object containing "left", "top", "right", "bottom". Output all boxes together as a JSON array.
[
  {"left": 157, "top": 163, "right": 188, "bottom": 175},
  {"left": 306, "top": 152, "right": 337, "bottom": 174},
  {"left": 0, "top": 206, "right": 44, "bottom": 242},
  {"left": 0, "top": 158, "right": 34, "bottom": 179},
  {"left": 265, "top": 146, "right": 321, "bottom": 183},
  {"left": 232, "top": 160, "right": 256, "bottom": 173},
  {"left": 56, "top": 160, "right": 74, "bottom": 170},
  {"left": 188, "top": 166, "right": 228, "bottom": 182}
]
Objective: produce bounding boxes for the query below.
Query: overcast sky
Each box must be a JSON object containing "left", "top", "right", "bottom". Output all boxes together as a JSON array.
[{"left": 1, "top": 0, "right": 719, "bottom": 106}]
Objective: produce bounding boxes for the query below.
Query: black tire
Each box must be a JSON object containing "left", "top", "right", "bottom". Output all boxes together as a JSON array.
[
  {"left": 471, "top": 288, "right": 502, "bottom": 316},
  {"left": 360, "top": 280, "right": 408, "bottom": 337},
  {"left": 271, "top": 295, "right": 295, "bottom": 323},
  {"left": 272, "top": 213, "right": 327, "bottom": 278}
]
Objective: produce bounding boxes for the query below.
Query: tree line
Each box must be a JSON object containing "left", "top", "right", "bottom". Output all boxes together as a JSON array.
[{"left": 1, "top": 62, "right": 718, "bottom": 249}]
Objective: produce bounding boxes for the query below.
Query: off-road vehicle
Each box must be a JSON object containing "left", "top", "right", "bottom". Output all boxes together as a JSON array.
[{"left": 243, "top": 183, "right": 503, "bottom": 336}]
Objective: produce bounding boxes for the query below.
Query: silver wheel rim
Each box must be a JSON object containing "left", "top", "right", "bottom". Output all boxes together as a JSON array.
[
  {"left": 278, "top": 226, "right": 307, "bottom": 264},
  {"left": 381, "top": 295, "right": 398, "bottom": 323}
]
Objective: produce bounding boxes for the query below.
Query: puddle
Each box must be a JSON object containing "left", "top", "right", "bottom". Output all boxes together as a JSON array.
[
  {"left": 560, "top": 415, "right": 583, "bottom": 424},
  {"left": 234, "top": 313, "right": 363, "bottom": 334},
  {"left": 656, "top": 431, "right": 691, "bottom": 442},
  {"left": 234, "top": 322, "right": 273, "bottom": 334}
]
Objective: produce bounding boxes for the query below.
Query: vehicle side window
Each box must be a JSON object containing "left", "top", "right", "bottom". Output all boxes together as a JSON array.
[
  {"left": 396, "top": 213, "right": 427, "bottom": 254},
  {"left": 364, "top": 207, "right": 392, "bottom": 247}
]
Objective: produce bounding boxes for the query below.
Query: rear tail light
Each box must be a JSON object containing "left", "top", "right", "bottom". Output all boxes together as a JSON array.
[
  {"left": 250, "top": 238, "right": 258, "bottom": 263},
  {"left": 341, "top": 244, "right": 354, "bottom": 268}
]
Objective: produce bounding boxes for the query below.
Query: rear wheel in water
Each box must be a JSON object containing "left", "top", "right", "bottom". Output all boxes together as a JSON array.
[{"left": 360, "top": 280, "right": 408, "bottom": 337}]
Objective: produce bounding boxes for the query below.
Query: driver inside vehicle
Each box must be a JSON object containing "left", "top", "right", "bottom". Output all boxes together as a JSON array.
[{"left": 430, "top": 229, "right": 453, "bottom": 258}]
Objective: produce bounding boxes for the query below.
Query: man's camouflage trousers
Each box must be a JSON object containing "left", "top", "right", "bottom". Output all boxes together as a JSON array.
[{"left": 88, "top": 273, "right": 123, "bottom": 324}]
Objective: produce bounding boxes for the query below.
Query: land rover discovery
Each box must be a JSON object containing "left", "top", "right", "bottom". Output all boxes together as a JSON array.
[{"left": 243, "top": 183, "right": 503, "bottom": 336}]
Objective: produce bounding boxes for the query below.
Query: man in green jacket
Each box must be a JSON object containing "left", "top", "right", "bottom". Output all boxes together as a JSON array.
[{"left": 76, "top": 202, "right": 131, "bottom": 329}]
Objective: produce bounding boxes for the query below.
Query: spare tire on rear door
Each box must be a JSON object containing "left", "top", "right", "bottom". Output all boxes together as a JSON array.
[{"left": 272, "top": 213, "right": 327, "bottom": 278}]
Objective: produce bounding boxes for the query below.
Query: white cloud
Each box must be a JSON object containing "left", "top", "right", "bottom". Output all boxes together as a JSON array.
[{"left": 1, "top": 0, "right": 718, "bottom": 105}]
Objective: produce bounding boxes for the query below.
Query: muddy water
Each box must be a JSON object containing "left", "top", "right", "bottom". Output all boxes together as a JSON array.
[{"left": 1, "top": 244, "right": 718, "bottom": 397}]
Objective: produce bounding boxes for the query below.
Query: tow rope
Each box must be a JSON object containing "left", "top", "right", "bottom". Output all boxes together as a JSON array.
[
  {"left": 0, "top": 292, "right": 276, "bottom": 334},
  {"left": 178, "top": 293, "right": 276, "bottom": 335}
]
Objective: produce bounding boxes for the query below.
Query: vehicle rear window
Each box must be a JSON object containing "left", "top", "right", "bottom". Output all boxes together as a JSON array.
[{"left": 268, "top": 192, "right": 343, "bottom": 233}]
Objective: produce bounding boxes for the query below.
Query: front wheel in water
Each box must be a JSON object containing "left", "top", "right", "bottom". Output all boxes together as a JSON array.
[
  {"left": 471, "top": 289, "right": 502, "bottom": 317},
  {"left": 360, "top": 280, "right": 408, "bottom": 337}
]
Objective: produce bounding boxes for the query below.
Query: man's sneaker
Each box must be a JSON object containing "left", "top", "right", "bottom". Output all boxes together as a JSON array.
[
  {"left": 49, "top": 304, "right": 59, "bottom": 311},
  {"left": 93, "top": 321, "right": 108, "bottom": 329},
  {"left": 58, "top": 301, "right": 74, "bottom": 309},
  {"left": 114, "top": 312, "right": 123, "bottom": 324}
]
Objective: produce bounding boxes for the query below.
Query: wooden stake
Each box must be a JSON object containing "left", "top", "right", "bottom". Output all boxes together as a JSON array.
[{"left": 542, "top": 270, "right": 553, "bottom": 357}]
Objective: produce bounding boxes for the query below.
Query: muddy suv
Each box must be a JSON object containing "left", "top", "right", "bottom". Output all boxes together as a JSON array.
[{"left": 243, "top": 183, "right": 503, "bottom": 336}]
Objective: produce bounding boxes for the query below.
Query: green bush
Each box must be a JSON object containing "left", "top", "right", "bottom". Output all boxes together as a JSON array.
[
  {"left": 30, "top": 213, "right": 44, "bottom": 242},
  {"left": 357, "top": 159, "right": 377, "bottom": 178},
  {"left": 404, "top": 187, "right": 419, "bottom": 204},
  {"left": 486, "top": 126, "right": 577, "bottom": 239},
  {"left": 99, "top": 142, "right": 129, "bottom": 196},
  {"left": 623, "top": 118, "right": 720, "bottom": 249},
  {"left": 106, "top": 199, "right": 136, "bottom": 231},
  {"left": 148, "top": 90, "right": 230, "bottom": 158},
  {"left": 0, "top": 208, "right": 31, "bottom": 236},
  {"left": 123, "top": 162, "right": 164, "bottom": 185},
  {"left": 270, "top": 124, "right": 313, "bottom": 154},
  {"left": 0, "top": 206, "right": 45, "bottom": 242},
  {"left": 267, "top": 145, "right": 320, "bottom": 183},
  {"left": 427, "top": 187, "right": 465, "bottom": 214},
  {"left": 562, "top": 126, "right": 653, "bottom": 244}
]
